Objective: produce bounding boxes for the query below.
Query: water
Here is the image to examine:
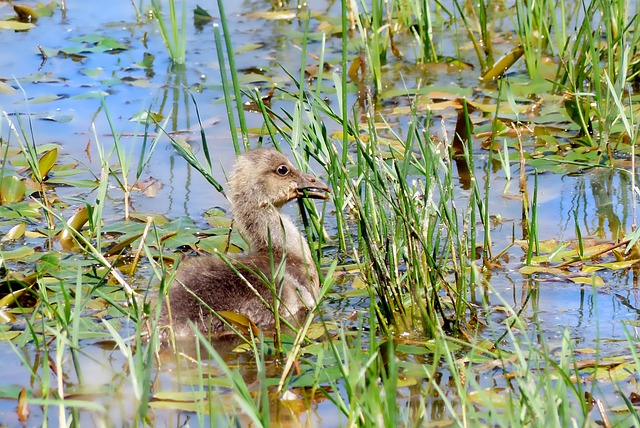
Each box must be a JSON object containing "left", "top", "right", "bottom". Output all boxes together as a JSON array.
[{"left": 1, "top": 0, "right": 639, "bottom": 425}]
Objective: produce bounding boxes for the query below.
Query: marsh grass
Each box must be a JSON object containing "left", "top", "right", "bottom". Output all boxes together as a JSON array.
[
  {"left": 142, "top": 1, "right": 640, "bottom": 424},
  {"left": 150, "top": 0, "right": 187, "bottom": 66}
]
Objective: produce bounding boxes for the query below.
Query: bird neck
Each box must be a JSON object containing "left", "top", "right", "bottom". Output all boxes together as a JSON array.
[{"left": 234, "top": 203, "right": 315, "bottom": 266}]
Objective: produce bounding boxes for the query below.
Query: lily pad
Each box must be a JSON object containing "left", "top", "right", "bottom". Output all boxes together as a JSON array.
[
  {"left": 0, "top": 22, "right": 35, "bottom": 31},
  {"left": 0, "top": 176, "right": 26, "bottom": 204},
  {"left": 0, "top": 246, "right": 36, "bottom": 262}
]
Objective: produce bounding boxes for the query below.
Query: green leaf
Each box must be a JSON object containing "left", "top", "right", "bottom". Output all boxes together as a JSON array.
[
  {"left": 196, "top": 235, "right": 235, "bottom": 253},
  {"left": 0, "top": 288, "right": 29, "bottom": 309},
  {"left": 0, "top": 246, "right": 35, "bottom": 262},
  {"left": 0, "top": 176, "right": 26, "bottom": 204},
  {"left": 69, "top": 90, "right": 110, "bottom": 100},
  {"left": 36, "top": 1, "right": 58, "bottom": 17},
  {"left": 193, "top": 5, "right": 214, "bottom": 25},
  {"left": 0, "top": 21, "right": 35, "bottom": 31},
  {"left": 0, "top": 202, "right": 40, "bottom": 218},
  {"left": 34, "top": 112, "right": 73, "bottom": 123},
  {"left": 19, "top": 94, "right": 63, "bottom": 105},
  {"left": 130, "top": 110, "right": 163, "bottom": 123},
  {"left": 139, "top": 52, "right": 154, "bottom": 68},
  {"left": 80, "top": 68, "right": 104, "bottom": 77},
  {"left": 0, "top": 330, "right": 20, "bottom": 340},
  {"left": 36, "top": 253, "right": 61, "bottom": 275}
]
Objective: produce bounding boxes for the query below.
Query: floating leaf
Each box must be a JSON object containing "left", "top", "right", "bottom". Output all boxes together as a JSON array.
[
  {"left": 46, "top": 178, "right": 99, "bottom": 188},
  {"left": 0, "top": 202, "right": 40, "bottom": 219},
  {"left": 17, "top": 388, "right": 29, "bottom": 422},
  {"left": 129, "top": 212, "right": 169, "bottom": 224},
  {"left": 586, "top": 259, "right": 640, "bottom": 271},
  {"left": 305, "top": 321, "right": 339, "bottom": 340},
  {"left": 123, "top": 77, "right": 154, "bottom": 88},
  {"left": 133, "top": 177, "right": 163, "bottom": 197},
  {"left": 0, "top": 246, "right": 35, "bottom": 262},
  {"left": 568, "top": 275, "right": 604, "bottom": 286},
  {"left": 196, "top": 235, "right": 229, "bottom": 253},
  {"left": 0, "top": 288, "right": 29, "bottom": 308},
  {"left": 218, "top": 310, "right": 260, "bottom": 337},
  {"left": 519, "top": 265, "right": 566, "bottom": 276},
  {"left": 193, "top": 5, "right": 214, "bottom": 27},
  {"left": 0, "top": 81, "right": 16, "bottom": 95},
  {"left": 592, "top": 362, "right": 636, "bottom": 382},
  {"left": 14, "top": 5, "right": 38, "bottom": 22},
  {"left": 36, "top": 253, "right": 61, "bottom": 275},
  {"left": 35, "top": 1, "right": 57, "bottom": 18},
  {"left": 153, "top": 390, "right": 208, "bottom": 402},
  {"left": 69, "top": 91, "right": 110, "bottom": 100},
  {"left": 24, "top": 230, "right": 46, "bottom": 239},
  {"left": 149, "top": 390, "right": 210, "bottom": 412},
  {"left": 130, "top": 110, "right": 163, "bottom": 123},
  {"left": 159, "top": 231, "right": 198, "bottom": 249},
  {"left": 37, "top": 148, "right": 58, "bottom": 179},
  {"left": 0, "top": 329, "right": 19, "bottom": 339},
  {"left": 467, "top": 387, "right": 510, "bottom": 408},
  {"left": 57, "top": 207, "right": 89, "bottom": 251},
  {"left": 205, "top": 216, "right": 232, "bottom": 228},
  {"left": 234, "top": 43, "right": 263, "bottom": 55},
  {"left": 238, "top": 72, "right": 273, "bottom": 85},
  {"left": 0, "top": 21, "right": 35, "bottom": 31},
  {"left": 18, "top": 94, "right": 64, "bottom": 105},
  {"left": 0, "top": 176, "right": 26, "bottom": 204},
  {"left": 0, "top": 310, "right": 16, "bottom": 323},
  {"left": 138, "top": 52, "right": 154, "bottom": 68},
  {"left": 104, "top": 234, "right": 143, "bottom": 257},
  {"left": 33, "top": 112, "right": 73, "bottom": 123},
  {"left": 80, "top": 67, "right": 104, "bottom": 77},
  {"left": 480, "top": 45, "right": 525, "bottom": 82},
  {"left": 71, "top": 35, "right": 129, "bottom": 52},
  {"left": 245, "top": 11, "right": 297, "bottom": 20},
  {"left": 3, "top": 223, "right": 26, "bottom": 241}
]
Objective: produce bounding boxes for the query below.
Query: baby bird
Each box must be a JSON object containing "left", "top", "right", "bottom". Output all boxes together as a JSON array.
[{"left": 161, "top": 148, "right": 329, "bottom": 337}]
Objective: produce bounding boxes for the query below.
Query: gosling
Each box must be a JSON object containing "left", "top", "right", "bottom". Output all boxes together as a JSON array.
[{"left": 160, "top": 148, "right": 329, "bottom": 338}]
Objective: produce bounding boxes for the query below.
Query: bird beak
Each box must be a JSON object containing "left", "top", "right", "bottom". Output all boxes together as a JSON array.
[{"left": 296, "top": 172, "right": 330, "bottom": 200}]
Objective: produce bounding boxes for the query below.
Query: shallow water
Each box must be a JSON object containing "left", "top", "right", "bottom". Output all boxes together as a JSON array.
[{"left": 1, "top": 0, "right": 639, "bottom": 425}]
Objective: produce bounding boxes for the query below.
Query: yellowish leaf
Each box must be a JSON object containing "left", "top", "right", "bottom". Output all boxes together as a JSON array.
[
  {"left": 0, "top": 21, "right": 35, "bottom": 30},
  {"left": 245, "top": 11, "right": 297, "bottom": 20},
  {"left": 57, "top": 207, "right": 89, "bottom": 251},
  {"left": 2, "top": 223, "right": 26, "bottom": 241},
  {"left": 568, "top": 275, "right": 604, "bottom": 286},
  {"left": 218, "top": 310, "right": 260, "bottom": 337},
  {"left": 36, "top": 148, "right": 58, "bottom": 180}
]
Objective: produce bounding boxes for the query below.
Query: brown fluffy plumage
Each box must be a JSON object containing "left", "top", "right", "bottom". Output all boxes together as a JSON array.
[{"left": 160, "top": 148, "right": 329, "bottom": 337}]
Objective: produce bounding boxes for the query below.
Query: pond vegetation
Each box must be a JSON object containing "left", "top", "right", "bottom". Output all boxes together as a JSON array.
[{"left": 1, "top": 0, "right": 640, "bottom": 426}]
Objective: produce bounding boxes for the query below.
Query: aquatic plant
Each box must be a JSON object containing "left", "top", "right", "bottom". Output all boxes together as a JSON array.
[
  {"left": 150, "top": 0, "right": 187, "bottom": 66},
  {"left": 2, "top": 0, "right": 640, "bottom": 425}
]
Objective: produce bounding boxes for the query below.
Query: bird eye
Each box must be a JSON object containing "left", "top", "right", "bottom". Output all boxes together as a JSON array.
[{"left": 276, "top": 165, "right": 290, "bottom": 176}]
